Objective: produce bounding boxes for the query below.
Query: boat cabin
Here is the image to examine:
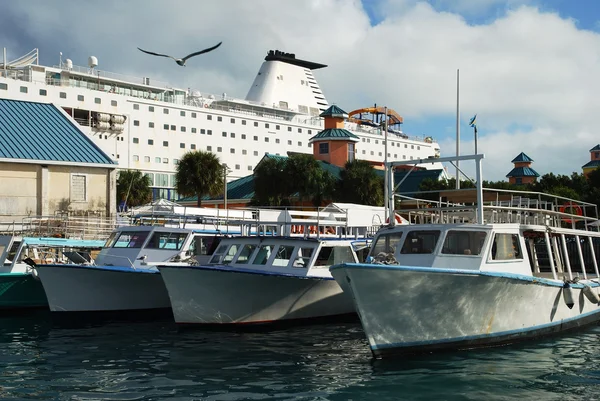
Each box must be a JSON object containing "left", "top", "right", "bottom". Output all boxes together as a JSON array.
[
  {"left": 98, "top": 226, "right": 220, "bottom": 269},
  {"left": 205, "top": 236, "right": 369, "bottom": 278}
]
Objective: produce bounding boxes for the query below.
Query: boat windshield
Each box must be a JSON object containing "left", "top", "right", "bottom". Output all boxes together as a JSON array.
[
  {"left": 370, "top": 232, "right": 403, "bottom": 257},
  {"left": 400, "top": 230, "right": 441, "bottom": 254},
  {"left": 112, "top": 231, "right": 150, "bottom": 248},
  {"left": 441, "top": 230, "right": 487, "bottom": 256},
  {"left": 314, "top": 246, "right": 355, "bottom": 267},
  {"left": 145, "top": 232, "right": 188, "bottom": 250}
]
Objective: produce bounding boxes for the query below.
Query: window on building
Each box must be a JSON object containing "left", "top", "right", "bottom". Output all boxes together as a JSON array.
[
  {"left": 170, "top": 125, "right": 176, "bottom": 131},
  {"left": 174, "top": 159, "right": 179, "bottom": 165},
  {"left": 230, "top": 133, "right": 235, "bottom": 138},
  {"left": 192, "top": 112, "right": 197, "bottom": 118},
  {"left": 516, "top": 177, "right": 523, "bottom": 185},
  {"left": 230, "top": 148, "right": 235, "bottom": 153},
  {"left": 70, "top": 175, "right": 86, "bottom": 202},
  {"left": 276, "top": 125, "right": 280, "bottom": 130},
  {"left": 241, "top": 134, "right": 246, "bottom": 139},
  {"left": 163, "top": 124, "right": 169, "bottom": 130},
  {"left": 180, "top": 143, "right": 185, "bottom": 149},
  {"left": 200, "top": 129, "right": 206, "bottom": 134},
  {"left": 298, "top": 128, "right": 302, "bottom": 133},
  {"left": 111, "top": 100, "right": 117, "bottom": 106},
  {"left": 149, "top": 106, "right": 154, "bottom": 112},
  {"left": 308, "top": 130, "right": 312, "bottom": 135},
  {"left": 254, "top": 151, "right": 258, "bottom": 156},
  {"left": 133, "top": 104, "right": 139, "bottom": 110},
  {"left": 144, "top": 156, "right": 150, "bottom": 162},
  {"left": 207, "top": 115, "right": 212, "bottom": 120},
  {"left": 217, "top": 147, "right": 222, "bottom": 152},
  {"left": 242, "top": 120, "right": 246, "bottom": 125},
  {"left": 254, "top": 122, "right": 258, "bottom": 127},
  {"left": 235, "top": 164, "right": 240, "bottom": 170},
  {"left": 163, "top": 158, "right": 168, "bottom": 164},
  {"left": 288, "top": 127, "right": 292, "bottom": 132},
  {"left": 149, "top": 122, "right": 154, "bottom": 128},
  {"left": 207, "top": 130, "right": 212, "bottom": 135},
  {"left": 40, "top": 89, "right": 48, "bottom": 96},
  {"left": 242, "top": 149, "right": 247, "bottom": 155},
  {"left": 276, "top": 138, "right": 280, "bottom": 144},
  {"left": 181, "top": 126, "right": 186, "bottom": 132},
  {"left": 163, "top": 141, "right": 168, "bottom": 147},
  {"left": 180, "top": 111, "right": 185, "bottom": 117},
  {"left": 265, "top": 123, "right": 270, "bottom": 128},
  {"left": 191, "top": 128, "right": 197, "bottom": 133},
  {"left": 298, "top": 141, "right": 302, "bottom": 146},
  {"left": 95, "top": 97, "right": 101, "bottom": 104},
  {"left": 148, "top": 139, "right": 153, "bottom": 145},
  {"left": 248, "top": 166, "right": 253, "bottom": 170},
  {"left": 231, "top": 118, "right": 235, "bottom": 123},
  {"left": 217, "top": 116, "right": 222, "bottom": 122},
  {"left": 222, "top": 132, "right": 227, "bottom": 137},
  {"left": 254, "top": 136, "right": 258, "bottom": 141},
  {"left": 288, "top": 140, "right": 292, "bottom": 145},
  {"left": 191, "top": 144, "right": 196, "bottom": 150},
  {"left": 20, "top": 86, "right": 28, "bottom": 93},
  {"left": 133, "top": 138, "right": 139, "bottom": 144},
  {"left": 319, "top": 143, "right": 329, "bottom": 154},
  {"left": 57, "top": 91, "right": 66, "bottom": 98},
  {"left": 0, "top": 83, "right": 7, "bottom": 90},
  {"left": 265, "top": 138, "right": 269, "bottom": 143},
  {"left": 164, "top": 108, "right": 169, "bottom": 114},
  {"left": 155, "top": 157, "right": 161, "bottom": 163},
  {"left": 134, "top": 120, "right": 140, "bottom": 126},
  {"left": 207, "top": 146, "right": 212, "bottom": 151},
  {"left": 133, "top": 155, "right": 139, "bottom": 162},
  {"left": 348, "top": 143, "right": 355, "bottom": 162}
]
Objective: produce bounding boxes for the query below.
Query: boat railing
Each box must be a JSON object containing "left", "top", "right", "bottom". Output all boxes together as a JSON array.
[{"left": 395, "top": 187, "right": 599, "bottom": 230}]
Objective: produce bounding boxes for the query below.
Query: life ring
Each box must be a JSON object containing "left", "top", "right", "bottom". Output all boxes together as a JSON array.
[
  {"left": 309, "top": 225, "right": 317, "bottom": 234},
  {"left": 386, "top": 215, "right": 402, "bottom": 224},
  {"left": 204, "top": 104, "right": 209, "bottom": 108},
  {"left": 559, "top": 202, "right": 583, "bottom": 223}
]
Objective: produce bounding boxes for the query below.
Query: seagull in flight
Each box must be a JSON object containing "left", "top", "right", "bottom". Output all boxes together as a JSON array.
[{"left": 137, "top": 42, "right": 222, "bottom": 66}]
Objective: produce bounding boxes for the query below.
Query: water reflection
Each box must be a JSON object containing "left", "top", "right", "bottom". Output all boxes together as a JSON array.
[{"left": 0, "top": 314, "right": 598, "bottom": 400}]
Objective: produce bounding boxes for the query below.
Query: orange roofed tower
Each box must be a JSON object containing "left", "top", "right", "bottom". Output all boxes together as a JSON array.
[{"left": 309, "top": 105, "right": 359, "bottom": 167}]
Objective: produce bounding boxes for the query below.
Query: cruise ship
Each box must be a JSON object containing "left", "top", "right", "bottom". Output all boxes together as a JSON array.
[{"left": 0, "top": 47, "right": 442, "bottom": 200}]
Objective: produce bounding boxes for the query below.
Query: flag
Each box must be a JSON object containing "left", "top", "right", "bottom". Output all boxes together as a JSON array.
[{"left": 469, "top": 114, "right": 477, "bottom": 134}]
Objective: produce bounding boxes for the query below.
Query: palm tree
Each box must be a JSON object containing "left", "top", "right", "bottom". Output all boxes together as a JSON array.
[
  {"left": 175, "top": 150, "right": 224, "bottom": 207},
  {"left": 335, "top": 160, "right": 384, "bottom": 206},
  {"left": 251, "top": 157, "right": 288, "bottom": 206},
  {"left": 285, "top": 154, "right": 335, "bottom": 206},
  {"left": 116, "top": 170, "right": 152, "bottom": 210}
]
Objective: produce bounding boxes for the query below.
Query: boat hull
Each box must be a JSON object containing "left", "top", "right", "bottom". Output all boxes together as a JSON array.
[
  {"left": 331, "top": 264, "right": 600, "bottom": 358},
  {"left": 36, "top": 265, "right": 171, "bottom": 314},
  {"left": 0, "top": 273, "right": 47, "bottom": 310},
  {"left": 159, "top": 265, "right": 355, "bottom": 325}
]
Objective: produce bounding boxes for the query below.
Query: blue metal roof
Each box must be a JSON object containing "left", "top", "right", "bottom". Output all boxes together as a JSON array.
[
  {"left": 506, "top": 167, "right": 540, "bottom": 178},
  {"left": 511, "top": 152, "right": 534, "bottom": 163},
  {"left": 590, "top": 144, "right": 600, "bottom": 152},
  {"left": 319, "top": 105, "right": 348, "bottom": 119},
  {"left": 0, "top": 99, "right": 115, "bottom": 165},
  {"left": 582, "top": 160, "right": 600, "bottom": 169},
  {"left": 309, "top": 128, "right": 359, "bottom": 142}
]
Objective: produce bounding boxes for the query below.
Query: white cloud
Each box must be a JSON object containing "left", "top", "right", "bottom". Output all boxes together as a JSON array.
[{"left": 1, "top": 0, "right": 598, "bottom": 181}]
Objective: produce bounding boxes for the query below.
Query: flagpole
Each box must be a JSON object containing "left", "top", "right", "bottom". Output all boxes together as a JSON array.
[
  {"left": 383, "top": 106, "right": 389, "bottom": 223},
  {"left": 456, "top": 69, "right": 460, "bottom": 190}
]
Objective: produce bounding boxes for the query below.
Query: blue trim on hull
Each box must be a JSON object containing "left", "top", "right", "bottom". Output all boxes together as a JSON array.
[
  {"left": 331, "top": 263, "right": 600, "bottom": 289},
  {"left": 39, "top": 264, "right": 158, "bottom": 274}
]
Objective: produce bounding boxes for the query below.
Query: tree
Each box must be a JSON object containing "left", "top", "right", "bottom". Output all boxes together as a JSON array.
[
  {"left": 335, "top": 160, "right": 383, "bottom": 206},
  {"left": 175, "top": 150, "right": 224, "bottom": 207},
  {"left": 116, "top": 170, "right": 152, "bottom": 209},
  {"left": 284, "top": 154, "right": 336, "bottom": 206},
  {"left": 250, "top": 157, "right": 288, "bottom": 206}
]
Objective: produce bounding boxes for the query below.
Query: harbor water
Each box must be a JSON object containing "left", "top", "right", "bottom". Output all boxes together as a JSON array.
[{"left": 0, "top": 313, "right": 599, "bottom": 400}]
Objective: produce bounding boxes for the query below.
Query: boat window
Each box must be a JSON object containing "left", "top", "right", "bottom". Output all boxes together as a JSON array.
[
  {"left": 145, "top": 232, "right": 187, "bottom": 250},
  {"left": 209, "top": 244, "right": 229, "bottom": 264},
  {"left": 222, "top": 245, "right": 240, "bottom": 264},
  {"left": 272, "top": 245, "right": 295, "bottom": 267},
  {"left": 293, "top": 247, "right": 314, "bottom": 268},
  {"left": 191, "top": 236, "right": 221, "bottom": 257},
  {"left": 252, "top": 245, "right": 274, "bottom": 265},
  {"left": 491, "top": 234, "right": 522, "bottom": 260},
  {"left": 442, "top": 231, "right": 487, "bottom": 256},
  {"left": 234, "top": 244, "right": 257, "bottom": 264},
  {"left": 104, "top": 231, "right": 118, "bottom": 248},
  {"left": 112, "top": 231, "right": 150, "bottom": 248},
  {"left": 400, "top": 230, "right": 441, "bottom": 254},
  {"left": 314, "top": 246, "right": 355, "bottom": 267},
  {"left": 371, "top": 232, "right": 404, "bottom": 256}
]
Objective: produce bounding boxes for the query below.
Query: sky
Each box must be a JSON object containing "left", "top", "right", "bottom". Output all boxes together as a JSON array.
[{"left": 1, "top": 0, "right": 599, "bottom": 181}]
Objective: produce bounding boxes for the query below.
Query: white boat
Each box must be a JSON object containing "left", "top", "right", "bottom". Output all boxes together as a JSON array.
[
  {"left": 158, "top": 204, "right": 388, "bottom": 326},
  {"left": 0, "top": 47, "right": 443, "bottom": 199},
  {"left": 330, "top": 154, "right": 600, "bottom": 358},
  {"left": 34, "top": 225, "right": 221, "bottom": 315}
]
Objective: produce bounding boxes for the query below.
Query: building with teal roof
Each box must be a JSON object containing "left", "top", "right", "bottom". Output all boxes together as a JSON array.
[
  {"left": 506, "top": 152, "right": 539, "bottom": 185},
  {"left": 0, "top": 98, "right": 118, "bottom": 219},
  {"left": 582, "top": 144, "right": 600, "bottom": 177}
]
